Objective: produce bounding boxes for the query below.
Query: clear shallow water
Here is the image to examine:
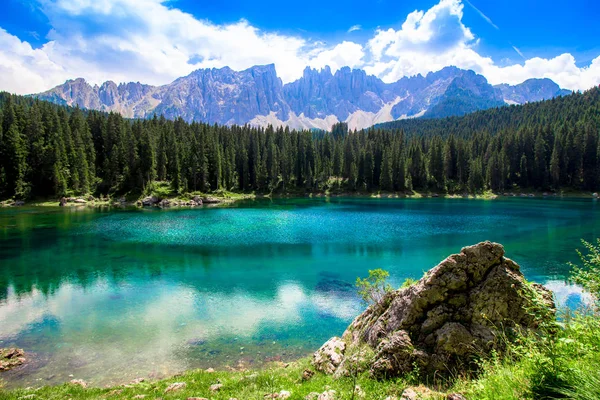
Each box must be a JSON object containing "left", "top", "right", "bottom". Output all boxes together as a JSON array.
[{"left": 0, "top": 197, "right": 598, "bottom": 388}]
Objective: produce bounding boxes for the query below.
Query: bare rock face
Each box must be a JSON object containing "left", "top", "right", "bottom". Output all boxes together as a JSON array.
[{"left": 314, "top": 242, "right": 555, "bottom": 378}]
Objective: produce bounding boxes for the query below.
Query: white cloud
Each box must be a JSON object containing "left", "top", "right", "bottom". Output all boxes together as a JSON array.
[
  {"left": 348, "top": 24, "right": 362, "bottom": 33},
  {"left": 307, "top": 41, "right": 365, "bottom": 72},
  {"left": 361, "top": 0, "right": 600, "bottom": 91},
  {"left": 0, "top": 0, "right": 599, "bottom": 95}
]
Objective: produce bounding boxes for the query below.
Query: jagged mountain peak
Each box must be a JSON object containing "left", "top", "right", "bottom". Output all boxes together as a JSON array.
[{"left": 34, "top": 65, "right": 569, "bottom": 130}]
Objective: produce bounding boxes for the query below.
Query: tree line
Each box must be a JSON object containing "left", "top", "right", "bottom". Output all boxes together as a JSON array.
[{"left": 0, "top": 87, "right": 599, "bottom": 200}]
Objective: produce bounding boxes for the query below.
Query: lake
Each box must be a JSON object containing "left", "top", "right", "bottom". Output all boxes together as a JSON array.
[{"left": 0, "top": 197, "right": 598, "bottom": 388}]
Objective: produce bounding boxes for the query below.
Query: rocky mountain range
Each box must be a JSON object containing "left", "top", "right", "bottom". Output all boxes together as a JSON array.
[{"left": 34, "top": 65, "right": 571, "bottom": 130}]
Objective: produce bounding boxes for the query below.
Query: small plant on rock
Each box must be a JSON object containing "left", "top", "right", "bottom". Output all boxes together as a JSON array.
[{"left": 355, "top": 268, "right": 392, "bottom": 305}]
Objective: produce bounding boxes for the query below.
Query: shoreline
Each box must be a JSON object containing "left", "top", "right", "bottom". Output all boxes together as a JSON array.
[{"left": 1, "top": 189, "right": 597, "bottom": 209}]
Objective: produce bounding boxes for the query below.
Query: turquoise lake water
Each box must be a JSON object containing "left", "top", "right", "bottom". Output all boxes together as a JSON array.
[{"left": 0, "top": 197, "right": 598, "bottom": 388}]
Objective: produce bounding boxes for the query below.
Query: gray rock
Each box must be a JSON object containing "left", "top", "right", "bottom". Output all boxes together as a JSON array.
[
  {"left": 301, "top": 369, "right": 315, "bottom": 381},
  {"left": 141, "top": 196, "right": 159, "bottom": 206},
  {"left": 0, "top": 348, "right": 26, "bottom": 372},
  {"left": 202, "top": 197, "right": 222, "bottom": 204},
  {"left": 312, "top": 337, "right": 346, "bottom": 374},
  {"left": 164, "top": 382, "right": 186, "bottom": 393},
  {"left": 317, "top": 390, "right": 336, "bottom": 400},
  {"left": 69, "top": 379, "right": 87, "bottom": 388},
  {"left": 159, "top": 199, "right": 171, "bottom": 208},
  {"left": 447, "top": 394, "right": 467, "bottom": 400},
  {"left": 400, "top": 388, "right": 418, "bottom": 400},
  {"left": 317, "top": 242, "right": 555, "bottom": 378},
  {"left": 209, "top": 383, "right": 222, "bottom": 392},
  {"left": 192, "top": 195, "right": 203, "bottom": 205}
]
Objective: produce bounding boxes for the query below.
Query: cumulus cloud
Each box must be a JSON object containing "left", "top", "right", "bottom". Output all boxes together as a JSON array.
[
  {"left": 361, "top": 0, "right": 600, "bottom": 91},
  {"left": 0, "top": 0, "right": 599, "bottom": 95}
]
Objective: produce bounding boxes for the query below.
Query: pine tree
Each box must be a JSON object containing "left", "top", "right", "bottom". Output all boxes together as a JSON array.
[{"left": 380, "top": 149, "right": 393, "bottom": 191}]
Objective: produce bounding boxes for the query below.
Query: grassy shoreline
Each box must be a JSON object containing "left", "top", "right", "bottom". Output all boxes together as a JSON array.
[
  {"left": 1, "top": 189, "right": 597, "bottom": 209},
  {"left": 1, "top": 313, "right": 599, "bottom": 399}
]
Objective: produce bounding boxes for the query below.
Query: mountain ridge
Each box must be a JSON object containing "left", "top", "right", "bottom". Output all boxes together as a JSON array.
[{"left": 34, "top": 65, "right": 571, "bottom": 130}]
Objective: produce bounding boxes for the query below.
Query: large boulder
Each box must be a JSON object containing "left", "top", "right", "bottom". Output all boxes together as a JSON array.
[
  {"left": 141, "top": 196, "right": 160, "bottom": 206},
  {"left": 315, "top": 242, "right": 555, "bottom": 378}
]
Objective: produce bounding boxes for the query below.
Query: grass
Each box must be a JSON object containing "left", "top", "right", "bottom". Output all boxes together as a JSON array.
[
  {"left": 452, "top": 313, "right": 600, "bottom": 400},
  {"left": 0, "top": 359, "right": 413, "bottom": 400},
  {"left": 1, "top": 312, "right": 599, "bottom": 399}
]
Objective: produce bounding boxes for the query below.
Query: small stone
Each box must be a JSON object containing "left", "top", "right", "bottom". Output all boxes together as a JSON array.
[
  {"left": 302, "top": 369, "right": 315, "bottom": 381},
  {"left": 205, "top": 367, "right": 215, "bottom": 373},
  {"left": 164, "top": 382, "right": 186, "bottom": 393},
  {"left": 400, "top": 388, "right": 418, "bottom": 400},
  {"left": 305, "top": 393, "right": 320, "bottom": 400},
  {"left": 18, "top": 395, "right": 35, "bottom": 399},
  {"left": 353, "top": 385, "right": 365, "bottom": 398},
  {"left": 447, "top": 394, "right": 467, "bottom": 400},
  {"left": 317, "top": 390, "right": 336, "bottom": 400},
  {"left": 210, "top": 383, "right": 223, "bottom": 392},
  {"left": 130, "top": 378, "right": 145, "bottom": 384},
  {"left": 69, "top": 379, "right": 87, "bottom": 388},
  {"left": 279, "top": 391, "right": 291, "bottom": 399},
  {"left": 132, "top": 395, "right": 145, "bottom": 399},
  {"left": 107, "top": 389, "right": 123, "bottom": 396}
]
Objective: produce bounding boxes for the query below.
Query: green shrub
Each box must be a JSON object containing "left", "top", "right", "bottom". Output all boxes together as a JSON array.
[
  {"left": 569, "top": 238, "right": 600, "bottom": 302},
  {"left": 355, "top": 269, "right": 392, "bottom": 305}
]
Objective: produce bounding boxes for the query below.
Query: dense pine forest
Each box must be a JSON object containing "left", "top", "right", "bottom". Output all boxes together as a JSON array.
[{"left": 0, "top": 88, "right": 599, "bottom": 201}]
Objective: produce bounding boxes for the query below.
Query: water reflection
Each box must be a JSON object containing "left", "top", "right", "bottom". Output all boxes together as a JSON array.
[
  {"left": 0, "top": 198, "right": 599, "bottom": 387},
  {"left": 0, "top": 278, "right": 361, "bottom": 387}
]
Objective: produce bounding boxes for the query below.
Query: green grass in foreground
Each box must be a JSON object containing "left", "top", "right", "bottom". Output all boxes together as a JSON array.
[{"left": 1, "top": 312, "right": 599, "bottom": 400}]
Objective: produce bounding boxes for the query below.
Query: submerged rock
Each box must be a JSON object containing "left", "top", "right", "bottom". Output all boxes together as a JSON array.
[
  {"left": 314, "top": 242, "right": 555, "bottom": 378},
  {"left": 0, "top": 348, "right": 26, "bottom": 372}
]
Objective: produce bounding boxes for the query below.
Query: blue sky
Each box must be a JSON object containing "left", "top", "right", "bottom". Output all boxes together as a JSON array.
[{"left": 0, "top": 0, "right": 599, "bottom": 94}]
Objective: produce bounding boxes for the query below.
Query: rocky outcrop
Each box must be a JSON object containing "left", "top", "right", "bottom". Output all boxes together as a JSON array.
[
  {"left": 0, "top": 348, "right": 26, "bottom": 372},
  {"left": 314, "top": 242, "right": 555, "bottom": 378}
]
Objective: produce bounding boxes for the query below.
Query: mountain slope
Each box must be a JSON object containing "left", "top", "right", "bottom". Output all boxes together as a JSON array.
[{"left": 34, "top": 65, "right": 571, "bottom": 130}]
